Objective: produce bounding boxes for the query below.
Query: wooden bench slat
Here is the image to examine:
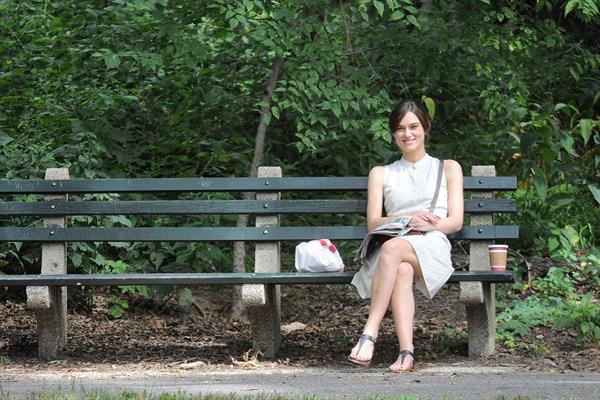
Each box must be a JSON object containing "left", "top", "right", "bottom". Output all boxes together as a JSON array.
[
  {"left": 0, "top": 177, "right": 366, "bottom": 194},
  {"left": 0, "top": 176, "right": 516, "bottom": 194},
  {"left": 0, "top": 270, "right": 515, "bottom": 286},
  {"left": 464, "top": 176, "right": 516, "bottom": 190},
  {"left": 0, "top": 199, "right": 516, "bottom": 216},
  {"left": 0, "top": 225, "right": 519, "bottom": 242},
  {"left": 464, "top": 199, "right": 516, "bottom": 213},
  {"left": 0, "top": 200, "right": 367, "bottom": 215}
]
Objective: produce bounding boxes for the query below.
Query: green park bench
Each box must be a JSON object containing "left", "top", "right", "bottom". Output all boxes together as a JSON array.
[{"left": 0, "top": 166, "right": 518, "bottom": 360}]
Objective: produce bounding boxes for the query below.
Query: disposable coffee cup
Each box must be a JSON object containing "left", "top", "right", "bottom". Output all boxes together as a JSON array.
[{"left": 489, "top": 244, "right": 509, "bottom": 271}]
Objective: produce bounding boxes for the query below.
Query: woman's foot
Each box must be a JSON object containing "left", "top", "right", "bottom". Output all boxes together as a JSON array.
[
  {"left": 389, "top": 349, "right": 415, "bottom": 372},
  {"left": 348, "top": 333, "right": 377, "bottom": 366}
]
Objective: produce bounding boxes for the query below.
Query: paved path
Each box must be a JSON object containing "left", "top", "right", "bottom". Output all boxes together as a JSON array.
[{"left": 1, "top": 366, "right": 599, "bottom": 399}]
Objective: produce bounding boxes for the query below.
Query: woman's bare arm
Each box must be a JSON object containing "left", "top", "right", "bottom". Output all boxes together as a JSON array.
[{"left": 366, "top": 166, "right": 397, "bottom": 231}]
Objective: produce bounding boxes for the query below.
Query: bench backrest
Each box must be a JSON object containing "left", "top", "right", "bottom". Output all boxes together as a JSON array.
[{"left": 0, "top": 172, "right": 518, "bottom": 244}]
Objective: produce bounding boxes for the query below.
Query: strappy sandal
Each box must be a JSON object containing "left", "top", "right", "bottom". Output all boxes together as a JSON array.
[
  {"left": 348, "top": 333, "right": 376, "bottom": 366},
  {"left": 389, "top": 349, "right": 415, "bottom": 372}
]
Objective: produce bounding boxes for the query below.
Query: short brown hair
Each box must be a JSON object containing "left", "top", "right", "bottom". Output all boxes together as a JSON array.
[{"left": 388, "top": 100, "right": 431, "bottom": 135}]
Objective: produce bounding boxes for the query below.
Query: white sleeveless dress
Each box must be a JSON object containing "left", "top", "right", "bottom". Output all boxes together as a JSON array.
[{"left": 351, "top": 154, "right": 454, "bottom": 299}]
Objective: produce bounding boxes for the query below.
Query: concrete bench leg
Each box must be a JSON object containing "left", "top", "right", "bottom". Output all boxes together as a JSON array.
[
  {"left": 246, "top": 284, "right": 281, "bottom": 358},
  {"left": 243, "top": 166, "right": 282, "bottom": 358},
  {"left": 465, "top": 283, "right": 496, "bottom": 357},
  {"left": 28, "top": 286, "right": 67, "bottom": 359},
  {"left": 26, "top": 168, "right": 69, "bottom": 359},
  {"left": 461, "top": 165, "right": 497, "bottom": 357}
]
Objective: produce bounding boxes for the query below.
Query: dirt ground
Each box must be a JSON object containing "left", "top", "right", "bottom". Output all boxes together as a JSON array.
[{"left": 1, "top": 281, "right": 598, "bottom": 374}]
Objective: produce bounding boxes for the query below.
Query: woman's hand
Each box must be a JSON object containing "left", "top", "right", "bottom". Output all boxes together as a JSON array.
[{"left": 409, "top": 211, "right": 440, "bottom": 232}]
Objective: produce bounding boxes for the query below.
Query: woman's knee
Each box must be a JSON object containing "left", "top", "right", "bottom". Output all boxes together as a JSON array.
[
  {"left": 380, "top": 239, "right": 410, "bottom": 262},
  {"left": 395, "top": 262, "right": 414, "bottom": 282}
]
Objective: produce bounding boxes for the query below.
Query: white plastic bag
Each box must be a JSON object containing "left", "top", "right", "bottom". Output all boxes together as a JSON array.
[{"left": 294, "top": 239, "right": 344, "bottom": 272}]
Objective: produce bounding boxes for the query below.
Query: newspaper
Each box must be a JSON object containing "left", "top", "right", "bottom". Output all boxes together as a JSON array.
[{"left": 354, "top": 216, "right": 413, "bottom": 263}]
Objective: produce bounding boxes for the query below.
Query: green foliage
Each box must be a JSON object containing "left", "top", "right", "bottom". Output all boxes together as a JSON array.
[
  {"left": 553, "top": 293, "right": 600, "bottom": 346},
  {"left": 497, "top": 296, "right": 561, "bottom": 346},
  {"left": 564, "top": 0, "right": 600, "bottom": 22},
  {"left": 100, "top": 259, "right": 145, "bottom": 318},
  {"left": 531, "top": 266, "right": 577, "bottom": 299},
  {"left": 498, "top": 253, "right": 600, "bottom": 348},
  {"left": 107, "top": 295, "right": 129, "bottom": 319},
  {"left": 501, "top": 184, "right": 599, "bottom": 257},
  {"left": 1, "top": 0, "right": 599, "bottom": 316}
]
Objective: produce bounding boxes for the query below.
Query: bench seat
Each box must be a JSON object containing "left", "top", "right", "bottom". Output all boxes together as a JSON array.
[{"left": 0, "top": 270, "right": 515, "bottom": 286}]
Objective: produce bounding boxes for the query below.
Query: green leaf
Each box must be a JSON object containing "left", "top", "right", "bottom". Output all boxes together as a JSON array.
[
  {"left": 560, "top": 134, "right": 578, "bottom": 157},
  {"left": 104, "top": 52, "right": 120, "bottom": 69},
  {"left": 373, "top": 0, "right": 385, "bottom": 17},
  {"left": 109, "top": 305, "right": 125, "bottom": 319},
  {"left": 508, "top": 107, "right": 527, "bottom": 123},
  {"left": 554, "top": 103, "right": 568, "bottom": 112},
  {"left": 271, "top": 106, "right": 280, "bottom": 119},
  {"left": 0, "top": 130, "right": 14, "bottom": 145},
  {"left": 93, "top": 254, "right": 106, "bottom": 266},
  {"left": 588, "top": 184, "right": 600, "bottom": 205},
  {"left": 581, "top": 321, "right": 590, "bottom": 334},
  {"left": 579, "top": 119, "right": 592, "bottom": 145},
  {"left": 386, "top": 0, "right": 398, "bottom": 9},
  {"left": 569, "top": 67, "right": 579, "bottom": 80},
  {"left": 110, "top": 215, "right": 133, "bottom": 227},
  {"left": 548, "top": 237, "right": 560, "bottom": 253},
  {"left": 532, "top": 175, "right": 547, "bottom": 200},
  {"left": 263, "top": 112, "right": 271, "bottom": 127},
  {"left": 561, "top": 225, "right": 579, "bottom": 247},
  {"left": 407, "top": 14, "right": 420, "bottom": 29},
  {"left": 70, "top": 253, "right": 82, "bottom": 268},
  {"left": 421, "top": 96, "right": 435, "bottom": 120},
  {"left": 564, "top": 0, "right": 577, "bottom": 16},
  {"left": 548, "top": 193, "right": 574, "bottom": 208},
  {"left": 390, "top": 10, "right": 405, "bottom": 20},
  {"left": 134, "top": 285, "right": 149, "bottom": 297},
  {"left": 150, "top": 252, "right": 166, "bottom": 268}
]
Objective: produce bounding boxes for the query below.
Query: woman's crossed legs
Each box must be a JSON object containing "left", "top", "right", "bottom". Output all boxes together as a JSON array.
[{"left": 349, "top": 237, "right": 422, "bottom": 371}]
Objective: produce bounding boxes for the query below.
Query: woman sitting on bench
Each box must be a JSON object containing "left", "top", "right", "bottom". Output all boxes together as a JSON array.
[{"left": 348, "top": 100, "right": 464, "bottom": 372}]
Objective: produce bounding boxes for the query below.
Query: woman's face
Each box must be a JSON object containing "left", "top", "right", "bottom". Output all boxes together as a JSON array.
[{"left": 392, "top": 111, "right": 426, "bottom": 154}]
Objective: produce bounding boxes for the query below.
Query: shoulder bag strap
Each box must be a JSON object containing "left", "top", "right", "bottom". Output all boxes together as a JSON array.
[{"left": 429, "top": 158, "right": 445, "bottom": 213}]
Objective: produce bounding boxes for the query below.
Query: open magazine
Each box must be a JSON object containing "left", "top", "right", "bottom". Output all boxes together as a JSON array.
[{"left": 354, "top": 216, "right": 413, "bottom": 263}]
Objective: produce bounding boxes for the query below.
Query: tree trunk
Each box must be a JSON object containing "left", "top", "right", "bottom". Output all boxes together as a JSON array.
[{"left": 231, "top": 56, "right": 284, "bottom": 321}]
